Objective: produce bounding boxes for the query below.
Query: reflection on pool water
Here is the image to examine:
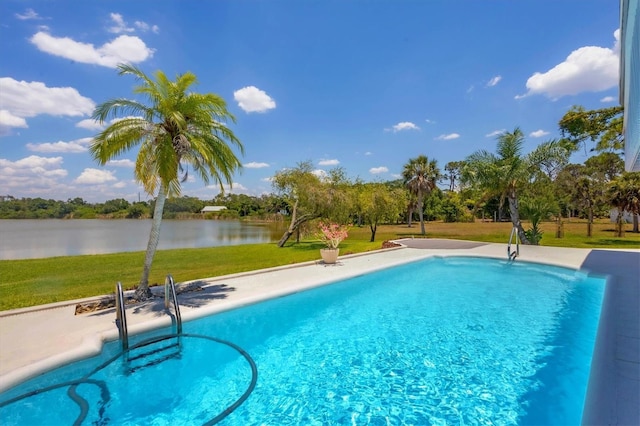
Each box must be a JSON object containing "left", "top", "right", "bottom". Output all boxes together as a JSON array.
[{"left": 0, "top": 257, "right": 605, "bottom": 425}]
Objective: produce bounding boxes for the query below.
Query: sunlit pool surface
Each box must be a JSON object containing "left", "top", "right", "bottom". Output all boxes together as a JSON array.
[{"left": 0, "top": 257, "right": 605, "bottom": 425}]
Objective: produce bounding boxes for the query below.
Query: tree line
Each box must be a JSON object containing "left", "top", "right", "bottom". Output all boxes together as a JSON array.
[{"left": 2, "top": 104, "right": 639, "bottom": 246}]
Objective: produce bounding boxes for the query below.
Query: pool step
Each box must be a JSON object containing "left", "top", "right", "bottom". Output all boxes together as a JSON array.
[{"left": 126, "top": 337, "right": 182, "bottom": 374}]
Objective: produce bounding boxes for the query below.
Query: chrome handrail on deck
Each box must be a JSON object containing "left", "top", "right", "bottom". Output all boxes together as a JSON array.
[
  {"left": 164, "top": 274, "right": 183, "bottom": 334},
  {"left": 507, "top": 226, "right": 520, "bottom": 261},
  {"left": 115, "top": 281, "right": 129, "bottom": 351}
]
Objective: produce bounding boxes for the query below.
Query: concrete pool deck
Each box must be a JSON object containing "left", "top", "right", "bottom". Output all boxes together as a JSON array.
[{"left": 0, "top": 239, "right": 638, "bottom": 424}]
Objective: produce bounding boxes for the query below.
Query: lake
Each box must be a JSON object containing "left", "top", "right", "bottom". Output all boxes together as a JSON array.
[{"left": 0, "top": 219, "right": 282, "bottom": 260}]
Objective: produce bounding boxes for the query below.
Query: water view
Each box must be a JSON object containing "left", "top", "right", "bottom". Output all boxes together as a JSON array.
[{"left": 0, "top": 220, "right": 281, "bottom": 260}]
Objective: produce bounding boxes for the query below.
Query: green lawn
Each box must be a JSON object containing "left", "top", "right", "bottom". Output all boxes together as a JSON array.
[{"left": 1, "top": 220, "right": 638, "bottom": 311}]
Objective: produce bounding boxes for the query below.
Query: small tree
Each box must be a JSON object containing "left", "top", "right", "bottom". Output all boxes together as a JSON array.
[
  {"left": 358, "top": 183, "right": 406, "bottom": 242},
  {"left": 608, "top": 172, "right": 640, "bottom": 236},
  {"left": 402, "top": 155, "right": 440, "bottom": 236},
  {"left": 462, "top": 128, "right": 530, "bottom": 244}
]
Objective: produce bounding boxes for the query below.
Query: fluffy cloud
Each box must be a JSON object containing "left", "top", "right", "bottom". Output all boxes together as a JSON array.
[
  {"left": 0, "top": 156, "right": 68, "bottom": 193},
  {"left": 108, "top": 13, "right": 134, "bottom": 34},
  {"left": 0, "top": 78, "right": 94, "bottom": 120},
  {"left": 529, "top": 129, "right": 550, "bottom": 138},
  {"left": 516, "top": 30, "right": 619, "bottom": 99},
  {"left": 487, "top": 76, "right": 502, "bottom": 87},
  {"left": 244, "top": 161, "right": 270, "bottom": 168},
  {"left": 15, "top": 8, "right": 42, "bottom": 20},
  {"left": 388, "top": 122, "right": 419, "bottom": 132},
  {"left": 486, "top": 129, "right": 506, "bottom": 138},
  {"left": 27, "top": 137, "right": 93, "bottom": 153},
  {"left": 30, "top": 32, "right": 154, "bottom": 68},
  {"left": 318, "top": 159, "right": 339, "bottom": 166},
  {"left": 312, "top": 169, "right": 328, "bottom": 179},
  {"left": 75, "top": 168, "right": 117, "bottom": 184},
  {"left": 108, "top": 13, "right": 159, "bottom": 34},
  {"left": 600, "top": 96, "right": 615, "bottom": 103},
  {"left": 107, "top": 159, "right": 135, "bottom": 168},
  {"left": 233, "top": 86, "right": 276, "bottom": 113},
  {"left": 0, "top": 110, "right": 27, "bottom": 133},
  {"left": 76, "top": 118, "right": 104, "bottom": 131},
  {"left": 435, "top": 133, "right": 460, "bottom": 140},
  {"left": 369, "top": 166, "right": 389, "bottom": 174}
]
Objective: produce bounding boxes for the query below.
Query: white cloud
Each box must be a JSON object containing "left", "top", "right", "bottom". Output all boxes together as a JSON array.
[
  {"left": 135, "top": 21, "right": 160, "bottom": 34},
  {"left": 15, "top": 8, "right": 42, "bottom": 20},
  {"left": 318, "top": 159, "right": 339, "bottom": 166},
  {"left": 312, "top": 169, "right": 328, "bottom": 179},
  {"left": 600, "top": 96, "right": 615, "bottom": 103},
  {"left": 75, "top": 168, "right": 117, "bottom": 184},
  {"left": 244, "top": 161, "right": 270, "bottom": 168},
  {"left": 487, "top": 75, "right": 502, "bottom": 87},
  {"left": 529, "top": 129, "right": 550, "bottom": 138},
  {"left": 230, "top": 182, "right": 248, "bottom": 192},
  {"left": 76, "top": 118, "right": 103, "bottom": 130},
  {"left": 364, "top": 151, "right": 373, "bottom": 156},
  {"left": 30, "top": 32, "right": 154, "bottom": 68},
  {"left": 369, "top": 166, "right": 389, "bottom": 174},
  {"left": 233, "top": 86, "right": 276, "bottom": 113},
  {"left": 107, "top": 13, "right": 134, "bottom": 34},
  {"left": 107, "top": 13, "right": 159, "bottom": 34},
  {"left": 107, "top": 159, "right": 135, "bottom": 168},
  {"left": 435, "top": 133, "right": 460, "bottom": 140},
  {"left": 516, "top": 30, "right": 619, "bottom": 99},
  {"left": 0, "top": 155, "right": 65, "bottom": 171},
  {"left": 27, "top": 137, "right": 92, "bottom": 153},
  {"left": 387, "top": 122, "right": 420, "bottom": 132},
  {"left": 0, "top": 156, "right": 68, "bottom": 192},
  {"left": 425, "top": 119, "right": 435, "bottom": 124},
  {"left": 0, "top": 77, "right": 94, "bottom": 119},
  {"left": 486, "top": 129, "right": 506, "bottom": 138},
  {"left": 0, "top": 110, "right": 28, "bottom": 134}
]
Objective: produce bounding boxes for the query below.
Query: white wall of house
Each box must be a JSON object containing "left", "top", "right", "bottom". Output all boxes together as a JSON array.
[
  {"left": 610, "top": 208, "right": 640, "bottom": 223},
  {"left": 201, "top": 206, "right": 227, "bottom": 213}
]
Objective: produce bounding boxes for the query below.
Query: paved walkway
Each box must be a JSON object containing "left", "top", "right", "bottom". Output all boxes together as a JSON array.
[{"left": 0, "top": 239, "right": 638, "bottom": 424}]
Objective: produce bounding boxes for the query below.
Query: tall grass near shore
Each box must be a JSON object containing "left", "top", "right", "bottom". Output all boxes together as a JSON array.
[{"left": 1, "top": 220, "right": 637, "bottom": 311}]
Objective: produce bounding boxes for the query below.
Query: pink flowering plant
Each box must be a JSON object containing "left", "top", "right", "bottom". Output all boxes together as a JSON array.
[{"left": 318, "top": 221, "right": 349, "bottom": 249}]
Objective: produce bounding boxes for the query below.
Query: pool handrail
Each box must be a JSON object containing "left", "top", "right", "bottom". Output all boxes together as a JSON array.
[
  {"left": 507, "top": 225, "right": 520, "bottom": 261},
  {"left": 115, "top": 281, "right": 129, "bottom": 351},
  {"left": 164, "top": 274, "right": 183, "bottom": 335}
]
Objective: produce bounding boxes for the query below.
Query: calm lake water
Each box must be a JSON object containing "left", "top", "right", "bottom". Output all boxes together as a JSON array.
[{"left": 0, "top": 219, "right": 282, "bottom": 260}]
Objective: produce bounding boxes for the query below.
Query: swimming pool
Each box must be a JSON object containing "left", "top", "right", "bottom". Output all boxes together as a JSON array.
[{"left": 0, "top": 256, "right": 606, "bottom": 425}]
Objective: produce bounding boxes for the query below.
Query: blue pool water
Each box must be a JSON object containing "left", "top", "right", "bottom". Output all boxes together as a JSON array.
[{"left": 0, "top": 257, "right": 606, "bottom": 425}]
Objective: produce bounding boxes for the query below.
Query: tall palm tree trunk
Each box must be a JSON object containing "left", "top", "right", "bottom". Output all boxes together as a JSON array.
[
  {"left": 136, "top": 184, "right": 167, "bottom": 300},
  {"left": 507, "top": 193, "right": 530, "bottom": 244},
  {"left": 418, "top": 194, "right": 426, "bottom": 235}
]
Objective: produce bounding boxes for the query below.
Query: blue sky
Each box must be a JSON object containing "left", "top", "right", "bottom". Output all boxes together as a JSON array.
[{"left": 0, "top": 1, "right": 621, "bottom": 202}]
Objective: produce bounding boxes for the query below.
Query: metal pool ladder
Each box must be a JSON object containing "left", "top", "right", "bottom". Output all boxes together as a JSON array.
[
  {"left": 114, "top": 275, "right": 184, "bottom": 372},
  {"left": 507, "top": 226, "right": 520, "bottom": 261}
]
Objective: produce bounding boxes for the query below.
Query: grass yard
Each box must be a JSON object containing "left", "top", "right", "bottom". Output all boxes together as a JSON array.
[{"left": 0, "top": 219, "right": 638, "bottom": 311}]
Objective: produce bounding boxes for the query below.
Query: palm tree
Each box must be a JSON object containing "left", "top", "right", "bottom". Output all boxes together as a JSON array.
[
  {"left": 462, "top": 127, "right": 530, "bottom": 244},
  {"left": 608, "top": 172, "right": 640, "bottom": 236},
  {"left": 402, "top": 155, "right": 440, "bottom": 235},
  {"left": 91, "top": 64, "right": 244, "bottom": 299}
]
